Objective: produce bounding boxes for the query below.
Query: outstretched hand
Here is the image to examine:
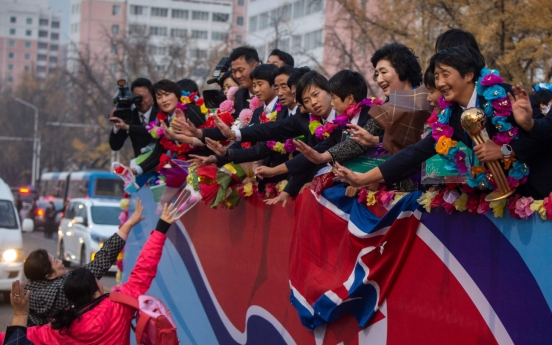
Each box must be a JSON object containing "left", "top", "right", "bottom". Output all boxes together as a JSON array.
[
  {"left": 213, "top": 114, "right": 233, "bottom": 138},
  {"left": 127, "top": 198, "right": 145, "bottom": 226},
  {"left": 10, "top": 280, "right": 30, "bottom": 326},
  {"left": 173, "top": 117, "right": 202, "bottom": 138},
  {"left": 508, "top": 85, "right": 534, "bottom": 132},
  {"left": 334, "top": 162, "right": 363, "bottom": 187},
  {"left": 346, "top": 124, "right": 379, "bottom": 146},
  {"left": 254, "top": 166, "right": 276, "bottom": 180},
  {"left": 205, "top": 138, "right": 227, "bottom": 156},
  {"left": 293, "top": 140, "right": 326, "bottom": 164},
  {"left": 264, "top": 191, "right": 289, "bottom": 207},
  {"left": 188, "top": 154, "right": 217, "bottom": 167},
  {"left": 160, "top": 203, "right": 180, "bottom": 224}
]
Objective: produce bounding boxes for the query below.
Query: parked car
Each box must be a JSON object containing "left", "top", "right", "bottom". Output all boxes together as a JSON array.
[
  {"left": 57, "top": 198, "right": 120, "bottom": 272},
  {"left": 33, "top": 197, "right": 64, "bottom": 231},
  {"left": 0, "top": 179, "right": 33, "bottom": 301}
]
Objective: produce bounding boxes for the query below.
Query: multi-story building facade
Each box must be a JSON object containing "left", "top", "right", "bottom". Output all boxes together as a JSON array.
[
  {"left": 0, "top": 0, "right": 62, "bottom": 88},
  {"left": 68, "top": 0, "right": 247, "bottom": 83}
]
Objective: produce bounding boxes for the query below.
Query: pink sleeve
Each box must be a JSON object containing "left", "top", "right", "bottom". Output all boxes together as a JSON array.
[
  {"left": 119, "top": 230, "right": 166, "bottom": 298},
  {"left": 26, "top": 324, "right": 59, "bottom": 344}
]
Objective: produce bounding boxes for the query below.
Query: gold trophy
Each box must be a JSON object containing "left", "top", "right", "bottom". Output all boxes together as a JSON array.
[{"left": 460, "top": 107, "right": 515, "bottom": 202}]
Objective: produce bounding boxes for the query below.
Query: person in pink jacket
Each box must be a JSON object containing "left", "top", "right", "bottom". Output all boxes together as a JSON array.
[{"left": 2, "top": 199, "right": 179, "bottom": 345}]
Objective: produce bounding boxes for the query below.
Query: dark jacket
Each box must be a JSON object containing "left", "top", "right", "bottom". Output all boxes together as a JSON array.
[
  {"left": 25, "top": 233, "right": 125, "bottom": 326},
  {"left": 233, "top": 88, "right": 251, "bottom": 118},
  {"left": 378, "top": 84, "right": 551, "bottom": 199},
  {"left": 109, "top": 105, "right": 159, "bottom": 157}
]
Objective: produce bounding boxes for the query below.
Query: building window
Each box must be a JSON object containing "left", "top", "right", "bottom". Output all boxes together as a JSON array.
[
  {"left": 282, "top": 5, "right": 292, "bottom": 21},
  {"left": 148, "top": 45, "right": 158, "bottom": 55},
  {"left": 238, "top": 0, "right": 244, "bottom": 5},
  {"left": 249, "top": 16, "right": 257, "bottom": 32},
  {"left": 211, "top": 31, "right": 228, "bottom": 41},
  {"left": 306, "top": 0, "right": 323, "bottom": 14},
  {"left": 37, "top": 54, "right": 47, "bottom": 61},
  {"left": 113, "top": 5, "right": 120, "bottom": 15},
  {"left": 191, "top": 30, "right": 208, "bottom": 39},
  {"left": 38, "top": 42, "right": 48, "bottom": 49},
  {"left": 189, "top": 49, "right": 207, "bottom": 59},
  {"left": 192, "top": 11, "right": 209, "bottom": 21},
  {"left": 49, "top": 56, "right": 57, "bottom": 63},
  {"left": 26, "top": 30, "right": 32, "bottom": 36},
  {"left": 111, "top": 44, "right": 118, "bottom": 54},
  {"left": 7, "top": 76, "right": 13, "bottom": 82},
  {"left": 292, "top": 35, "right": 302, "bottom": 54},
  {"left": 170, "top": 28, "right": 187, "bottom": 37},
  {"left": 37, "top": 66, "right": 46, "bottom": 73},
  {"left": 10, "top": 17, "right": 16, "bottom": 23},
  {"left": 50, "top": 44, "right": 58, "bottom": 51},
  {"left": 51, "top": 33, "right": 59, "bottom": 40},
  {"left": 130, "top": 5, "right": 144, "bottom": 15},
  {"left": 9, "top": 29, "right": 15, "bottom": 35},
  {"left": 212, "top": 13, "right": 229, "bottom": 22},
  {"left": 111, "top": 25, "right": 119, "bottom": 35},
  {"left": 52, "top": 21, "right": 60, "bottom": 28},
  {"left": 259, "top": 13, "right": 268, "bottom": 29},
  {"left": 151, "top": 7, "right": 168, "bottom": 17},
  {"left": 236, "top": 35, "right": 243, "bottom": 43},
  {"left": 129, "top": 24, "right": 146, "bottom": 35},
  {"left": 237, "top": 16, "right": 244, "bottom": 26},
  {"left": 25, "top": 42, "right": 31, "bottom": 48},
  {"left": 172, "top": 9, "right": 188, "bottom": 19},
  {"left": 24, "top": 53, "right": 30, "bottom": 60},
  {"left": 24, "top": 65, "right": 30, "bottom": 72},
  {"left": 8, "top": 52, "right": 14, "bottom": 59},
  {"left": 149, "top": 26, "right": 167, "bottom": 36},
  {"left": 39, "top": 30, "right": 48, "bottom": 37},
  {"left": 293, "top": 0, "right": 304, "bottom": 18},
  {"left": 9, "top": 40, "right": 15, "bottom": 47},
  {"left": 8, "top": 64, "right": 14, "bottom": 71},
  {"left": 40, "top": 19, "right": 49, "bottom": 26},
  {"left": 304, "top": 29, "right": 323, "bottom": 51},
  {"left": 26, "top": 18, "right": 32, "bottom": 24}
]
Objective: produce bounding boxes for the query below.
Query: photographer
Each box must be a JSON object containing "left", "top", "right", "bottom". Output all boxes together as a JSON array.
[{"left": 109, "top": 78, "right": 159, "bottom": 157}]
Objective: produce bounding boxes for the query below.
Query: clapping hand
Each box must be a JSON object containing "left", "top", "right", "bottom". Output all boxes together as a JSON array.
[{"left": 508, "top": 85, "right": 534, "bottom": 132}]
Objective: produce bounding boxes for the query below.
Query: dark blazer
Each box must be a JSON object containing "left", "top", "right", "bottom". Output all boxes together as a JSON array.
[
  {"left": 233, "top": 88, "right": 251, "bottom": 118},
  {"left": 109, "top": 105, "right": 159, "bottom": 157},
  {"left": 378, "top": 84, "right": 551, "bottom": 199},
  {"left": 528, "top": 109, "right": 552, "bottom": 143}
]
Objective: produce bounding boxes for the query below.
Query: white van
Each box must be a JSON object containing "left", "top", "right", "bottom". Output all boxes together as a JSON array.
[{"left": 0, "top": 178, "right": 33, "bottom": 301}]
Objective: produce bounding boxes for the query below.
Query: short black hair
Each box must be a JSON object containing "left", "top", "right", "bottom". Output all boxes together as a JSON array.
[
  {"left": 532, "top": 89, "right": 552, "bottom": 105},
  {"left": 371, "top": 43, "right": 422, "bottom": 87},
  {"left": 423, "top": 68, "right": 436, "bottom": 89},
  {"left": 295, "top": 71, "right": 329, "bottom": 106},
  {"left": 217, "top": 70, "right": 237, "bottom": 88},
  {"left": 435, "top": 29, "right": 480, "bottom": 53},
  {"left": 328, "top": 70, "right": 368, "bottom": 103},
  {"left": 131, "top": 77, "right": 153, "bottom": 97},
  {"left": 152, "top": 79, "right": 181, "bottom": 103},
  {"left": 24, "top": 249, "right": 54, "bottom": 281},
  {"left": 229, "top": 45, "right": 260, "bottom": 64},
  {"left": 274, "top": 65, "right": 295, "bottom": 79},
  {"left": 269, "top": 49, "right": 295, "bottom": 67},
  {"left": 287, "top": 66, "right": 311, "bottom": 88},
  {"left": 429, "top": 46, "right": 486, "bottom": 83},
  {"left": 176, "top": 78, "right": 199, "bottom": 95},
  {"left": 250, "top": 64, "right": 278, "bottom": 85}
]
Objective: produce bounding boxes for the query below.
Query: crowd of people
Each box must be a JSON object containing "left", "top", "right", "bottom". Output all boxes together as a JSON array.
[{"left": 3, "top": 28, "right": 552, "bottom": 344}]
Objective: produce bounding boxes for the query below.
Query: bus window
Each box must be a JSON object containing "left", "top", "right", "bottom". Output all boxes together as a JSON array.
[
  {"left": 67, "top": 179, "right": 89, "bottom": 199},
  {"left": 94, "top": 178, "right": 124, "bottom": 198}
]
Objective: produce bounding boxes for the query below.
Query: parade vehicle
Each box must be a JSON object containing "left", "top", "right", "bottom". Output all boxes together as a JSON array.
[
  {"left": 40, "top": 170, "right": 124, "bottom": 201},
  {"left": 57, "top": 198, "right": 120, "bottom": 271},
  {"left": 0, "top": 178, "right": 33, "bottom": 302}
]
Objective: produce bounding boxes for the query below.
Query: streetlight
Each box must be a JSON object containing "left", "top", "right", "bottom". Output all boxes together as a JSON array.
[{"left": 13, "top": 97, "right": 39, "bottom": 186}]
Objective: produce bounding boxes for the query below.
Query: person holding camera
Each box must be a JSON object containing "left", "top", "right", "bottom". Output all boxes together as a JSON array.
[{"left": 109, "top": 78, "right": 160, "bottom": 157}]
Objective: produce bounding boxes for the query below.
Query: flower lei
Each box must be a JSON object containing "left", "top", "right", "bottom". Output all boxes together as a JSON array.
[
  {"left": 309, "top": 97, "right": 384, "bottom": 140},
  {"left": 258, "top": 101, "right": 296, "bottom": 154},
  {"left": 429, "top": 68, "right": 529, "bottom": 191},
  {"left": 231, "top": 96, "right": 263, "bottom": 148},
  {"left": 180, "top": 91, "right": 208, "bottom": 115},
  {"left": 260, "top": 102, "right": 282, "bottom": 124},
  {"left": 146, "top": 102, "right": 194, "bottom": 159},
  {"left": 417, "top": 186, "right": 552, "bottom": 220}
]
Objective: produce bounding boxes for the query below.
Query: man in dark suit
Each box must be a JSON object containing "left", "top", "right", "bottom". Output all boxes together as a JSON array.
[
  {"left": 228, "top": 46, "right": 260, "bottom": 117},
  {"left": 109, "top": 78, "right": 159, "bottom": 157}
]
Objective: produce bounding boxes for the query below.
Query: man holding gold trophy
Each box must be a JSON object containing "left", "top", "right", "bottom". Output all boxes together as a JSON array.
[{"left": 334, "top": 45, "right": 552, "bottom": 200}]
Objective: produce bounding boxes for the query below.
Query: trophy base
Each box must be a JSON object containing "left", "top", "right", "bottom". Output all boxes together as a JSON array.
[{"left": 485, "top": 189, "right": 516, "bottom": 202}]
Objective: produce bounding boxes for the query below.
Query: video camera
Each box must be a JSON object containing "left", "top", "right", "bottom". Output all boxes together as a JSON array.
[
  {"left": 112, "top": 79, "right": 143, "bottom": 124},
  {"left": 204, "top": 57, "right": 230, "bottom": 109}
]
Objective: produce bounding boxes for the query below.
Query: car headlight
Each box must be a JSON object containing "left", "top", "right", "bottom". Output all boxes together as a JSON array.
[
  {"left": 90, "top": 232, "right": 108, "bottom": 244},
  {"left": 2, "top": 249, "right": 22, "bottom": 263}
]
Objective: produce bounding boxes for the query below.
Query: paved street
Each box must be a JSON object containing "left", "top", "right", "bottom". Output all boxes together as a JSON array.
[{"left": 0, "top": 230, "right": 117, "bottom": 330}]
